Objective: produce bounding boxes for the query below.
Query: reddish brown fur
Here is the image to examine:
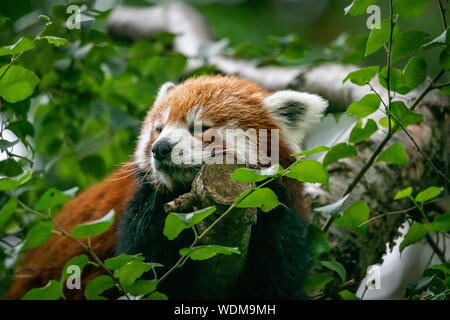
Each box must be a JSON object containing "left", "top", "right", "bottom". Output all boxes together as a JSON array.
[
  {"left": 4, "top": 167, "right": 137, "bottom": 299},
  {"left": 5, "top": 75, "right": 308, "bottom": 299},
  {"left": 152, "top": 76, "right": 273, "bottom": 131}
]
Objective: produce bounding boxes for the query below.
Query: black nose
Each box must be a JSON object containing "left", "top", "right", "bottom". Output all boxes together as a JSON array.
[{"left": 152, "top": 140, "right": 173, "bottom": 161}]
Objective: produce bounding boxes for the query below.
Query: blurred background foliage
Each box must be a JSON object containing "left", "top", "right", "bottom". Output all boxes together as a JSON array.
[{"left": 0, "top": 0, "right": 446, "bottom": 296}]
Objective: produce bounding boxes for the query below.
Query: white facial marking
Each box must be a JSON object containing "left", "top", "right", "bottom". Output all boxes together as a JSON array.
[
  {"left": 162, "top": 107, "right": 171, "bottom": 125},
  {"left": 135, "top": 121, "right": 153, "bottom": 171}
]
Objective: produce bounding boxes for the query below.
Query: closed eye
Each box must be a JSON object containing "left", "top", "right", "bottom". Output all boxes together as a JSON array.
[{"left": 189, "top": 124, "right": 211, "bottom": 134}]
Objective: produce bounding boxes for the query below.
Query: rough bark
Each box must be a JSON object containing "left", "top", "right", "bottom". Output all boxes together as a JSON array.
[
  {"left": 164, "top": 163, "right": 257, "bottom": 298},
  {"left": 107, "top": 2, "right": 449, "bottom": 294}
]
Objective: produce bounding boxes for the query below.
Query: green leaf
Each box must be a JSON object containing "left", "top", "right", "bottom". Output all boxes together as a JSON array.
[
  {"left": 307, "top": 223, "right": 330, "bottom": 256},
  {"left": 339, "top": 289, "right": 360, "bottom": 300},
  {"left": 163, "top": 206, "right": 216, "bottom": 240},
  {"left": 285, "top": 159, "right": 329, "bottom": 189},
  {"left": 400, "top": 222, "right": 428, "bottom": 252},
  {"left": 424, "top": 264, "right": 450, "bottom": 278},
  {"left": 22, "top": 280, "right": 62, "bottom": 300},
  {"left": 391, "top": 31, "right": 430, "bottom": 62},
  {"left": 6, "top": 119, "right": 35, "bottom": 139},
  {"left": 440, "top": 85, "right": 450, "bottom": 95},
  {"left": 105, "top": 253, "right": 146, "bottom": 270},
  {"left": 0, "top": 158, "right": 23, "bottom": 177},
  {"left": 39, "top": 14, "right": 51, "bottom": 22},
  {"left": 415, "top": 186, "right": 442, "bottom": 203},
  {"left": 85, "top": 275, "right": 115, "bottom": 300},
  {"left": 0, "top": 14, "right": 9, "bottom": 28},
  {"left": 117, "top": 260, "right": 151, "bottom": 288},
  {"left": 72, "top": 209, "right": 115, "bottom": 238},
  {"left": 0, "top": 37, "right": 34, "bottom": 56},
  {"left": 231, "top": 164, "right": 283, "bottom": 183},
  {"left": 126, "top": 279, "right": 157, "bottom": 297},
  {"left": 346, "top": 94, "right": 381, "bottom": 118},
  {"left": 235, "top": 188, "right": 281, "bottom": 212},
  {"left": 334, "top": 200, "right": 370, "bottom": 234},
  {"left": 304, "top": 273, "right": 334, "bottom": 292},
  {"left": 427, "top": 277, "right": 446, "bottom": 295},
  {"left": 406, "top": 275, "right": 435, "bottom": 297},
  {"left": 378, "top": 67, "right": 411, "bottom": 94},
  {"left": 343, "top": 66, "right": 379, "bottom": 86},
  {"left": 278, "top": 34, "right": 307, "bottom": 61},
  {"left": 0, "top": 139, "right": 18, "bottom": 152},
  {"left": 292, "top": 146, "right": 330, "bottom": 157},
  {"left": 22, "top": 221, "right": 53, "bottom": 250},
  {"left": 376, "top": 143, "right": 408, "bottom": 165},
  {"left": 60, "top": 254, "right": 89, "bottom": 283},
  {"left": 179, "top": 245, "right": 240, "bottom": 261},
  {"left": 403, "top": 56, "right": 427, "bottom": 90},
  {"left": 323, "top": 143, "right": 357, "bottom": 168},
  {"left": 393, "top": 0, "right": 432, "bottom": 19},
  {"left": 0, "top": 171, "right": 32, "bottom": 191},
  {"left": 400, "top": 214, "right": 450, "bottom": 253},
  {"left": 35, "top": 188, "right": 73, "bottom": 211},
  {"left": 366, "top": 19, "right": 399, "bottom": 56},
  {"left": 439, "top": 47, "right": 450, "bottom": 71},
  {"left": 0, "top": 198, "right": 18, "bottom": 228},
  {"left": 314, "top": 194, "right": 350, "bottom": 218},
  {"left": 379, "top": 117, "right": 396, "bottom": 129},
  {"left": 349, "top": 119, "right": 378, "bottom": 144},
  {"left": 388, "top": 101, "right": 423, "bottom": 133},
  {"left": 0, "top": 65, "right": 39, "bottom": 103},
  {"left": 321, "top": 260, "right": 347, "bottom": 282},
  {"left": 428, "top": 213, "right": 450, "bottom": 233},
  {"left": 40, "top": 36, "right": 69, "bottom": 47},
  {"left": 344, "top": 0, "right": 377, "bottom": 16},
  {"left": 143, "top": 292, "right": 168, "bottom": 300},
  {"left": 343, "top": 33, "right": 369, "bottom": 64},
  {"left": 394, "top": 187, "right": 413, "bottom": 200},
  {"left": 79, "top": 155, "right": 106, "bottom": 179},
  {"left": 423, "top": 30, "right": 448, "bottom": 48}
]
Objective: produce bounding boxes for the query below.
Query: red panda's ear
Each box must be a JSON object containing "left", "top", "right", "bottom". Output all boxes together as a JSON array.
[
  {"left": 154, "top": 82, "right": 176, "bottom": 105},
  {"left": 264, "top": 90, "right": 328, "bottom": 152}
]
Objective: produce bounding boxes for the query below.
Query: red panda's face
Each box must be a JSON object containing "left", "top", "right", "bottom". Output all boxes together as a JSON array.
[{"left": 134, "top": 76, "right": 327, "bottom": 190}]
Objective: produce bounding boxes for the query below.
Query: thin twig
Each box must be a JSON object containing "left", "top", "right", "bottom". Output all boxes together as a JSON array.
[
  {"left": 437, "top": 0, "right": 448, "bottom": 30},
  {"left": 386, "top": 0, "right": 395, "bottom": 136},
  {"left": 433, "top": 82, "right": 450, "bottom": 90},
  {"left": 425, "top": 234, "right": 446, "bottom": 263},
  {"left": 0, "top": 238, "right": 13, "bottom": 248},
  {"left": 367, "top": 82, "right": 450, "bottom": 184},
  {"left": 358, "top": 196, "right": 450, "bottom": 227}
]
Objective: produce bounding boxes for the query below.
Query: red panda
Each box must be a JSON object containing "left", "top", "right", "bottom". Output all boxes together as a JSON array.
[{"left": 5, "top": 75, "right": 327, "bottom": 300}]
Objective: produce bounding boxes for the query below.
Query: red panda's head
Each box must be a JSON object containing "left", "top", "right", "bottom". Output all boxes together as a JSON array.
[{"left": 134, "top": 75, "right": 327, "bottom": 190}]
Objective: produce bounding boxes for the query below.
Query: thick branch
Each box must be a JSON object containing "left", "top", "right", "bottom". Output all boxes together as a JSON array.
[{"left": 163, "top": 163, "right": 257, "bottom": 299}]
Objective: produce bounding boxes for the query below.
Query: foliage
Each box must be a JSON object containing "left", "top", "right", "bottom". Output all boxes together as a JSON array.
[{"left": 0, "top": 0, "right": 448, "bottom": 301}]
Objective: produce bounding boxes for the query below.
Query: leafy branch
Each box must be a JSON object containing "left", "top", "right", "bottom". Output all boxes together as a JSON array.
[
  {"left": 159, "top": 158, "right": 310, "bottom": 283},
  {"left": 15, "top": 199, "right": 131, "bottom": 300},
  {"left": 323, "top": 0, "right": 449, "bottom": 233}
]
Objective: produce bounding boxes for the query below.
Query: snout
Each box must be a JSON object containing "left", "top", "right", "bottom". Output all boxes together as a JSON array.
[{"left": 152, "top": 139, "right": 173, "bottom": 161}]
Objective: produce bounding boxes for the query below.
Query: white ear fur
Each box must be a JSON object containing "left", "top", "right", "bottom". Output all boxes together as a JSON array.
[
  {"left": 154, "top": 82, "right": 176, "bottom": 105},
  {"left": 264, "top": 90, "right": 328, "bottom": 153}
]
